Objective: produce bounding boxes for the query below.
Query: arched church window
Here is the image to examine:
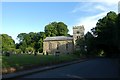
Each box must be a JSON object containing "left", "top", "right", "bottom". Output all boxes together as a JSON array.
[
  {"left": 57, "top": 42, "right": 60, "bottom": 50},
  {"left": 66, "top": 43, "right": 69, "bottom": 50},
  {"left": 49, "top": 42, "right": 52, "bottom": 50}
]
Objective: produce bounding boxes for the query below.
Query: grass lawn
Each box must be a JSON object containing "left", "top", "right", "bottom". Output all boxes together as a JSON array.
[{"left": 1, "top": 54, "right": 79, "bottom": 74}]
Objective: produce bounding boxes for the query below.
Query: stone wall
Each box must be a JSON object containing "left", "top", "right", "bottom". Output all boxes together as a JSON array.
[{"left": 43, "top": 40, "right": 74, "bottom": 55}]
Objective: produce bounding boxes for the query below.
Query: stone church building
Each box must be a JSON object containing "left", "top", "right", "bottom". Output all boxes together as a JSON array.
[{"left": 43, "top": 25, "right": 85, "bottom": 55}]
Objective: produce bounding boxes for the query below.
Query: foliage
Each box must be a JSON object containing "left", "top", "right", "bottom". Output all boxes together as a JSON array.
[
  {"left": 84, "top": 32, "right": 99, "bottom": 56},
  {"left": 116, "top": 13, "right": 120, "bottom": 50},
  {"left": 17, "top": 33, "right": 27, "bottom": 42},
  {"left": 45, "top": 23, "right": 57, "bottom": 37},
  {"left": 34, "top": 32, "right": 46, "bottom": 52},
  {"left": 26, "top": 47, "right": 35, "bottom": 54},
  {"left": 1, "top": 34, "right": 15, "bottom": 52},
  {"left": 91, "top": 11, "right": 120, "bottom": 57},
  {"left": 17, "top": 32, "right": 46, "bottom": 53},
  {"left": 15, "top": 49, "right": 22, "bottom": 54},
  {"left": 45, "top": 22, "right": 69, "bottom": 37},
  {"left": 75, "top": 11, "right": 120, "bottom": 57}
]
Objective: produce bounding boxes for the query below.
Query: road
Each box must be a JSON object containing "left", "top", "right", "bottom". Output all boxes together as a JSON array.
[{"left": 21, "top": 58, "right": 119, "bottom": 79}]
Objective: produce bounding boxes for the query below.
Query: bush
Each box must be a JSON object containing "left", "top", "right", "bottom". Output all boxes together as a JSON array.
[
  {"left": 73, "top": 51, "right": 80, "bottom": 56},
  {"left": 15, "top": 49, "right": 22, "bottom": 54},
  {"left": 73, "top": 49, "right": 87, "bottom": 58},
  {"left": 5, "top": 51, "right": 10, "bottom": 57}
]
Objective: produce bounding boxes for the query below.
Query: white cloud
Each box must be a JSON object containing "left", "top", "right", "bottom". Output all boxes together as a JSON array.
[
  {"left": 72, "top": 1, "right": 118, "bottom": 13},
  {"left": 72, "top": 1, "right": 118, "bottom": 34},
  {"left": 95, "top": 5, "right": 106, "bottom": 11},
  {"left": 76, "top": 12, "right": 107, "bottom": 34}
]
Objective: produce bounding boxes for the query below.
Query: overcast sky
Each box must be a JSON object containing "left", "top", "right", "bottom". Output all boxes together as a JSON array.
[{"left": 1, "top": 0, "right": 119, "bottom": 43}]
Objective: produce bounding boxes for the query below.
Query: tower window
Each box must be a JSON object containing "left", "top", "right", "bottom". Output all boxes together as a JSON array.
[
  {"left": 77, "top": 36, "right": 80, "bottom": 39},
  {"left": 77, "top": 31, "right": 80, "bottom": 34}
]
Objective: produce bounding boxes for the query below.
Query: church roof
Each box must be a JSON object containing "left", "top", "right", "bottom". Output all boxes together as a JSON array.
[{"left": 44, "top": 36, "right": 73, "bottom": 41}]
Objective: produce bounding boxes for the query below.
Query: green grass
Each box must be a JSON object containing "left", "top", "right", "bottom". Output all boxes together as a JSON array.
[{"left": 2, "top": 54, "right": 79, "bottom": 74}]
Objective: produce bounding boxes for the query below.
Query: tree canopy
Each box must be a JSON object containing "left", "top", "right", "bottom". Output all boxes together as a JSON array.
[
  {"left": 1, "top": 34, "right": 15, "bottom": 52},
  {"left": 16, "top": 32, "right": 46, "bottom": 53},
  {"left": 76, "top": 11, "right": 120, "bottom": 57},
  {"left": 90, "top": 11, "right": 120, "bottom": 57},
  {"left": 45, "top": 22, "right": 69, "bottom": 37}
]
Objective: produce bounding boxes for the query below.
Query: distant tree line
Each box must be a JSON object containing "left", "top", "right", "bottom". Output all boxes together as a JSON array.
[{"left": 1, "top": 22, "right": 70, "bottom": 55}]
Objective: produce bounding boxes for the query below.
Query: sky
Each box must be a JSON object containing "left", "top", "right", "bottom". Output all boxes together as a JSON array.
[{"left": 1, "top": 0, "right": 119, "bottom": 43}]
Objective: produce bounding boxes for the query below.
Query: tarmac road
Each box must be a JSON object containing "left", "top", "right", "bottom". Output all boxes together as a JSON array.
[{"left": 21, "top": 58, "right": 119, "bottom": 79}]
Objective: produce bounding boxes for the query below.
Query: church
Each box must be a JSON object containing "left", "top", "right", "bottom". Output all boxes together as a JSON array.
[{"left": 43, "top": 25, "right": 85, "bottom": 55}]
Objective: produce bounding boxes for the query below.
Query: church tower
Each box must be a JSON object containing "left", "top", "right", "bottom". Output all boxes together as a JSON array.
[{"left": 73, "top": 25, "right": 85, "bottom": 50}]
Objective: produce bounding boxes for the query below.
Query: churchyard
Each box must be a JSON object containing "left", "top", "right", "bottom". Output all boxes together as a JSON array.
[{"left": 1, "top": 53, "right": 79, "bottom": 74}]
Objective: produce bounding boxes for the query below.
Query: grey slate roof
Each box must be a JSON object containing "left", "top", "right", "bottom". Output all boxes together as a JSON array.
[{"left": 44, "top": 36, "right": 73, "bottom": 41}]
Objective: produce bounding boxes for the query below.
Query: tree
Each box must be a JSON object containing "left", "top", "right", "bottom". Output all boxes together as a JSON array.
[
  {"left": 45, "top": 23, "right": 57, "bottom": 37},
  {"left": 91, "top": 11, "right": 119, "bottom": 57},
  {"left": 17, "top": 33, "right": 27, "bottom": 42},
  {"left": 1, "top": 34, "right": 15, "bottom": 53},
  {"left": 17, "top": 32, "right": 36, "bottom": 53},
  {"left": 84, "top": 32, "right": 100, "bottom": 57},
  {"left": 116, "top": 13, "right": 120, "bottom": 52},
  {"left": 56, "top": 22, "right": 69, "bottom": 36},
  {"left": 75, "top": 37, "right": 86, "bottom": 57},
  {"left": 44, "top": 22, "right": 69, "bottom": 37},
  {"left": 34, "top": 32, "right": 46, "bottom": 52},
  {"left": 17, "top": 32, "right": 46, "bottom": 53},
  {"left": 76, "top": 31, "right": 99, "bottom": 57},
  {"left": 19, "top": 41, "right": 27, "bottom": 53}
]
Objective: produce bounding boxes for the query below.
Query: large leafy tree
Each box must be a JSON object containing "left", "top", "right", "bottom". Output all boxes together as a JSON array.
[
  {"left": 56, "top": 22, "right": 69, "bottom": 36},
  {"left": 45, "top": 23, "right": 57, "bottom": 37},
  {"left": 84, "top": 32, "right": 100, "bottom": 56},
  {"left": 19, "top": 41, "right": 27, "bottom": 53},
  {"left": 45, "top": 22, "right": 69, "bottom": 37},
  {"left": 17, "top": 33, "right": 27, "bottom": 42},
  {"left": 1, "top": 34, "right": 15, "bottom": 52},
  {"left": 17, "top": 32, "right": 46, "bottom": 53},
  {"left": 116, "top": 13, "right": 120, "bottom": 51},
  {"left": 76, "top": 11, "right": 120, "bottom": 57},
  {"left": 91, "top": 11, "right": 119, "bottom": 57},
  {"left": 17, "top": 33, "right": 28, "bottom": 53},
  {"left": 17, "top": 32, "right": 34, "bottom": 53}
]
